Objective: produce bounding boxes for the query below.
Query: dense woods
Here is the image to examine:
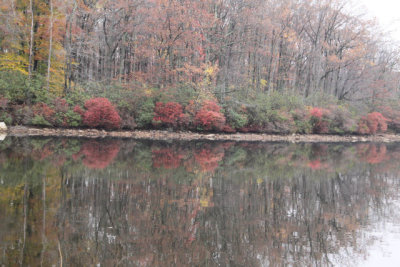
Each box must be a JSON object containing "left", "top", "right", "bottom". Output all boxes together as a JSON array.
[{"left": 0, "top": 0, "right": 399, "bottom": 134}]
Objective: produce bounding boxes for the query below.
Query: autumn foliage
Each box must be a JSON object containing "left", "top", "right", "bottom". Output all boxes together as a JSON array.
[
  {"left": 153, "top": 102, "right": 183, "bottom": 127},
  {"left": 310, "top": 107, "right": 330, "bottom": 134},
  {"left": 194, "top": 146, "right": 224, "bottom": 172},
  {"left": 152, "top": 148, "right": 184, "bottom": 169},
  {"left": 357, "top": 112, "right": 388, "bottom": 134},
  {"left": 83, "top": 98, "right": 121, "bottom": 129},
  {"left": 73, "top": 140, "right": 121, "bottom": 169},
  {"left": 357, "top": 144, "right": 388, "bottom": 164},
  {"left": 194, "top": 101, "right": 226, "bottom": 131},
  {"left": 32, "top": 102, "right": 55, "bottom": 125}
]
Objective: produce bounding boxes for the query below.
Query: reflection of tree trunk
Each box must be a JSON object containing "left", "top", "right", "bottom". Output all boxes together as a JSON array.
[
  {"left": 58, "top": 240, "right": 63, "bottom": 267},
  {"left": 41, "top": 172, "right": 47, "bottom": 266},
  {"left": 20, "top": 183, "right": 28, "bottom": 267},
  {"left": 57, "top": 170, "right": 66, "bottom": 267}
]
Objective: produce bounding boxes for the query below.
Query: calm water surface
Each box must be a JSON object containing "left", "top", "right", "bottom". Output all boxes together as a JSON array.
[{"left": 0, "top": 137, "right": 400, "bottom": 266}]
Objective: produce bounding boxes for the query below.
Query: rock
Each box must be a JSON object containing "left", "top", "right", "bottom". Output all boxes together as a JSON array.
[
  {"left": 0, "top": 133, "right": 6, "bottom": 141},
  {"left": 0, "top": 122, "right": 7, "bottom": 132}
]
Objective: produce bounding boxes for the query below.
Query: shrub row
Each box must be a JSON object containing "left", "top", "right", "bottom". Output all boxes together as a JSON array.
[{"left": 0, "top": 95, "right": 396, "bottom": 134}]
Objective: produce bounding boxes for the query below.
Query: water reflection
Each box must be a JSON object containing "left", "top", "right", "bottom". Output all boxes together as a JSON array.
[{"left": 0, "top": 138, "right": 399, "bottom": 266}]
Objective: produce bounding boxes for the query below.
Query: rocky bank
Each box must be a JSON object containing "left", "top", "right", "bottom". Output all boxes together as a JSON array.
[{"left": 4, "top": 126, "right": 400, "bottom": 143}]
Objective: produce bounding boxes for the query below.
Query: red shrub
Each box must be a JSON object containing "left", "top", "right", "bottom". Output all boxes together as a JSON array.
[
  {"left": 222, "top": 124, "right": 236, "bottom": 133},
  {"left": 83, "top": 98, "right": 121, "bottom": 129},
  {"left": 377, "top": 105, "right": 400, "bottom": 131},
  {"left": 153, "top": 102, "right": 183, "bottom": 127},
  {"left": 0, "top": 97, "right": 8, "bottom": 109},
  {"left": 73, "top": 105, "right": 85, "bottom": 116},
  {"left": 73, "top": 140, "right": 120, "bottom": 169},
  {"left": 239, "top": 124, "right": 264, "bottom": 133},
  {"left": 310, "top": 107, "right": 323, "bottom": 119},
  {"left": 53, "top": 97, "right": 69, "bottom": 113},
  {"left": 194, "top": 101, "right": 226, "bottom": 131},
  {"left": 33, "top": 102, "right": 55, "bottom": 124},
  {"left": 310, "top": 107, "right": 330, "bottom": 134},
  {"left": 358, "top": 112, "right": 388, "bottom": 134},
  {"left": 202, "top": 101, "right": 222, "bottom": 113}
]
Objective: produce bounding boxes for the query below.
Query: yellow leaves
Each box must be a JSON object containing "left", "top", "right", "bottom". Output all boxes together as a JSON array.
[
  {"left": 260, "top": 79, "right": 268, "bottom": 88},
  {"left": 0, "top": 53, "right": 29, "bottom": 75},
  {"left": 48, "top": 59, "right": 65, "bottom": 95},
  {"left": 204, "top": 64, "right": 217, "bottom": 77},
  {"left": 144, "top": 88, "right": 153, "bottom": 97},
  {"left": 282, "top": 29, "right": 297, "bottom": 43},
  {"left": 0, "top": 183, "right": 25, "bottom": 211},
  {"left": 199, "top": 187, "right": 213, "bottom": 208}
]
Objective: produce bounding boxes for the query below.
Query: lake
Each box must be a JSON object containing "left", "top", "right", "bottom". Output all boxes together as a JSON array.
[{"left": 0, "top": 137, "right": 400, "bottom": 266}]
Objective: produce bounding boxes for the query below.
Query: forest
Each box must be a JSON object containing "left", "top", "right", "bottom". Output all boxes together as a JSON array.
[{"left": 0, "top": 0, "right": 399, "bottom": 134}]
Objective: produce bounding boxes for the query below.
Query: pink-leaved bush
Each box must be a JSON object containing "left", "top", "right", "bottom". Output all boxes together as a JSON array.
[
  {"left": 358, "top": 112, "right": 388, "bottom": 134},
  {"left": 153, "top": 102, "right": 183, "bottom": 127},
  {"left": 194, "top": 101, "right": 226, "bottom": 131},
  {"left": 83, "top": 97, "right": 121, "bottom": 129}
]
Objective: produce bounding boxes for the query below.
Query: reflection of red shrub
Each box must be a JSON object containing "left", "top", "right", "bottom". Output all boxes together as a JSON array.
[
  {"left": 152, "top": 148, "right": 184, "bottom": 169},
  {"left": 307, "top": 159, "right": 330, "bottom": 170},
  {"left": 194, "top": 145, "right": 224, "bottom": 172},
  {"left": 311, "top": 144, "right": 328, "bottom": 157},
  {"left": 357, "top": 144, "right": 388, "bottom": 164},
  {"left": 308, "top": 160, "right": 322, "bottom": 170},
  {"left": 194, "top": 101, "right": 226, "bottom": 131},
  {"left": 52, "top": 154, "right": 66, "bottom": 167},
  {"left": 153, "top": 102, "right": 183, "bottom": 127},
  {"left": 358, "top": 112, "right": 388, "bottom": 134},
  {"left": 32, "top": 146, "right": 54, "bottom": 161},
  {"left": 74, "top": 140, "right": 120, "bottom": 169},
  {"left": 83, "top": 98, "right": 121, "bottom": 129}
]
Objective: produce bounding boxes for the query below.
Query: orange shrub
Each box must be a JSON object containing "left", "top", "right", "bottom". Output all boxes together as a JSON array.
[
  {"left": 83, "top": 98, "right": 121, "bottom": 129},
  {"left": 194, "top": 101, "right": 226, "bottom": 131},
  {"left": 358, "top": 112, "right": 388, "bottom": 134}
]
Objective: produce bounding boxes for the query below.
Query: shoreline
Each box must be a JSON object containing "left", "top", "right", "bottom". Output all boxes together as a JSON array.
[{"left": 3, "top": 126, "right": 400, "bottom": 143}]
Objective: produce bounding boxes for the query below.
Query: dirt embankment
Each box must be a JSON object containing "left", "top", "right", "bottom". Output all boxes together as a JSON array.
[{"left": 4, "top": 126, "right": 400, "bottom": 143}]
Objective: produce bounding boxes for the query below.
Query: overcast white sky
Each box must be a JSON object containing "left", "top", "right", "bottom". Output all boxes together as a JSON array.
[{"left": 357, "top": 0, "right": 400, "bottom": 42}]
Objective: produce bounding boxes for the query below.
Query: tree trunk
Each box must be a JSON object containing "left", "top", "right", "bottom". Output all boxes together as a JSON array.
[
  {"left": 28, "top": 0, "right": 34, "bottom": 79},
  {"left": 47, "top": 0, "right": 54, "bottom": 91}
]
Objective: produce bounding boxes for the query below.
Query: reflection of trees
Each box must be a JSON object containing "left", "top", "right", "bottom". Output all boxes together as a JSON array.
[
  {"left": 150, "top": 142, "right": 230, "bottom": 173},
  {"left": 73, "top": 140, "right": 120, "bottom": 169},
  {"left": 1, "top": 139, "right": 400, "bottom": 266},
  {"left": 194, "top": 144, "right": 225, "bottom": 172},
  {"left": 51, "top": 164, "right": 399, "bottom": 266},
  {"left": 152, "top": 148, "right": 184, "bottom": 169},
  {"left": 357, "top": 144, "right": 389, "bottom": 164}
]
